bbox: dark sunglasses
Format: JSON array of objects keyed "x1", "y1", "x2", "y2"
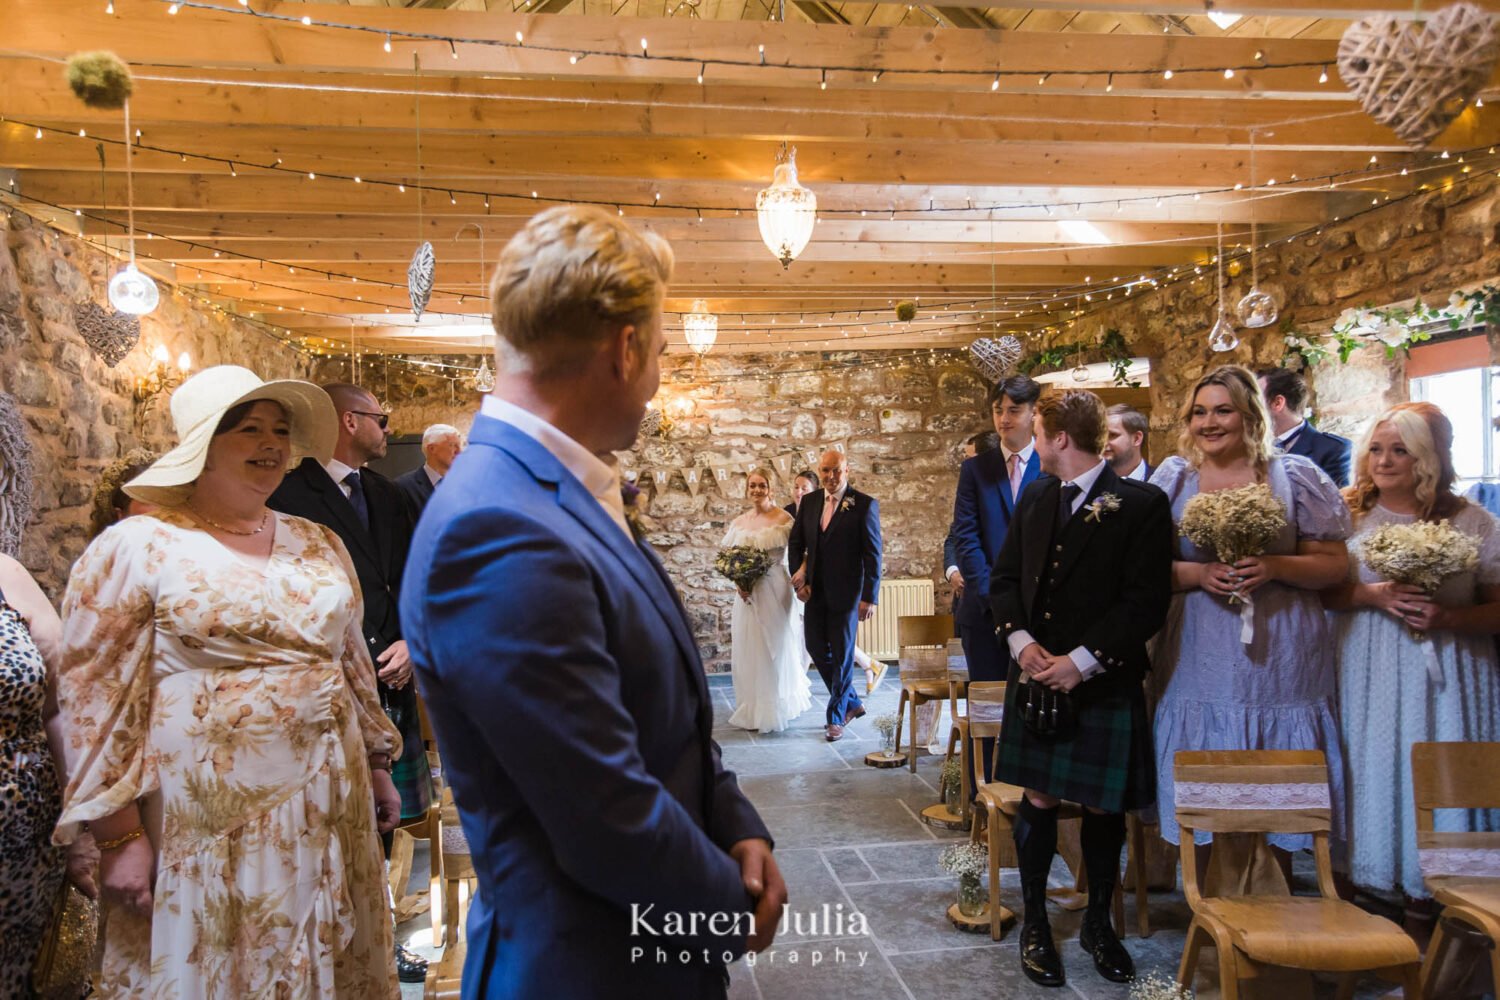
[{"x1": 350, "y1": 409, "x2": 390, "y2": 429}]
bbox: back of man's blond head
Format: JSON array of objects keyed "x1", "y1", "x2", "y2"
[{"x1": 489, "y1": 206, "x2": 674, "y2": 378}]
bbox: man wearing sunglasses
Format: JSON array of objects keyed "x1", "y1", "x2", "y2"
[{"x1": 269, "y1": 382, "x2": 433, "y2": 984}]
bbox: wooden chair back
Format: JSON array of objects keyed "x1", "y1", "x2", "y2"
[
  {"x1": 1412, "y1": 741, "x2": 1500, "y2": 885},
  {"x1": 964, "y1": 681, "x2": 1007, "y2": 739},
  {"x1": 1174, "y1": 750, "x2": 1336, "y2": 905},
  {"x1": 897, "y1": 614, "x2": 954, "y2": 649},
  {"x1": 898, "y1": 646, "x2": 948, "y2": 682}
]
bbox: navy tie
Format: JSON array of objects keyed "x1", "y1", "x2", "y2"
[
  {"x1": 343, "y1": 470, "x2": 369, "y2": 530},
  {"x1": 1054, "y1": 483, "x2": 1082, "y2": 539}
]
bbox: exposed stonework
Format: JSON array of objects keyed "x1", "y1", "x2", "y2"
[
  {"x1": 1, "y1": 210, "x2": 310, "y2": 599},
  {"x1": 1025, "y1": 172, "x2": 1500, "y2": 460}
]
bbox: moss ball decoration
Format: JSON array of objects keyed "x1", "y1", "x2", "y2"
[
  {"x1": 65, "y1": 52, "x2": 134, "y2": 110},
  {"x1": 895, "y1": 300, "x2": 918, "y2": 322}
]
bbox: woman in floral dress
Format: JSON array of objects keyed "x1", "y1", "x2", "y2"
[
  {"x1": 1324, "y1": 402, "x2": 1500, "y2": 928},
  {"x1": 54, "y1": 366, "x2": 401, "y2": 998}
]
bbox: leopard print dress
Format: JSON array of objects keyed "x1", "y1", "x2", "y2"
[{"x1": 0, "y1": 594, "x2": 63, "y2": 996}]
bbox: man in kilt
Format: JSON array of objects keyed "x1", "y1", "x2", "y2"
[{"x1": 989, "y1": 389, "x2": 1172, "y2": 988}]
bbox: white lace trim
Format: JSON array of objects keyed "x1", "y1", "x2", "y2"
[
  {"x1": 1175, "y1": 781, "x2": 1330, "y2": 811},
  {"x1": 1419, "y1": 847, "x2": 1500, "y2": 879},
  {"x1": 722, "y1": 521, "x2": 793, "y2": 550},
  {"x1": 441, "y1": 823, "x2": 472, "y2": 856},
  {"x1": 968, "y1": 703, "x2": 1005, "y2": 724}
]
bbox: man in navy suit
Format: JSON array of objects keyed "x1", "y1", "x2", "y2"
[
  {"x1": 402, "y1": 206, "x2": 783, "y2": 999},
  {"x1": 944, "y1": 431, "x2": 1000, "y2": 606},
  {"x1": 1258, "y1": 367, "x2": 1352, "y2": 486},
  {"x1": 1103, "y1": 404, "x2": 1153, "y2": 483},
  {"x1": 789, "y1": 450, "x2": 882, "y2": 742},
  {"x1": 394, "y1": 422, "x2": 463, "y2": 515},
  {"x1": 951, "y1": 376, "x2": 1045, "y2": 693}
]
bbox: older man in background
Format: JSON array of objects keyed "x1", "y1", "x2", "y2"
[{"x1": 396, "y1": 422, "x2": 464, "y2": 514}]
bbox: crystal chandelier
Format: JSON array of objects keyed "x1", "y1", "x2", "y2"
[
  {"x1": 471, "y1": 355, "x2": 495, "y2": 392},
  {"x1": 109, "y1": 98, "x2": 159, "y2": 315},
  {"x1": 756, "y1": 144, "x2": 817, "y2": 269},
  {"x1": 683, "y1": 300, "x2": 718, "y2": 356}
]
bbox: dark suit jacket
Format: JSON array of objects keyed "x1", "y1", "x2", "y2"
[
  {"x1": 787, "y1": 486, "x2": 881, "y2": 612},
  {"x1": 395, "y1": 464, "x2": 437, "y2": 515},
  {"x1": 1284, "y1": 423, "x2": 1352, "y2": 488},
  {"x1": 989, "y1": 466, "x2": 1173, "y2": 701},
  {"x1": 269, "y1": 459, "x2": 411, "y2": 659},
  {"x1": 401, "y1": 414, "x2": 767, "y2": 999},
  {"x1": 951, "y1": 449, "x2": 1045, "y2": 629}
]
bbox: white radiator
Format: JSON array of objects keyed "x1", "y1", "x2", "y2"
[{"x1": 856, "y1": 578, "x2": 935, "y2": 661}]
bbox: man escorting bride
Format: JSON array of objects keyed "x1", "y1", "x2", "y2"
[{"x1": 724, "y1": 469, "x2": 813, "y2": 732}]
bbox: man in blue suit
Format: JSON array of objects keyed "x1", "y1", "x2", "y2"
[
  {"x1": 1258, "y1": 367, "x2": 1352, "y2": 487},
  {"x1": 951, "y1": 376, "x2": 1045, "y2": 785},
  {"x1": 944, "y1": 431, "x2": 1000, "y2": 609},
  {"x1": 402, "y1": 206, "x2": 784, "y2": 999},
  {"x1": 1103, "y1": 404, "x2": 1153, "y2": 483},
  {"x1": 789, "y1": 450, "x2": 882, "y2": 742}
]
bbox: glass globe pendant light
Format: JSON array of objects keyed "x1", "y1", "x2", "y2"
[
  {"x1": 756, "y1": 144, "x2": 817, "y2": 269},
  {"x1": 1210, "y1": 219, "x2": 1239, "y2": 352},
  {"x1": 1235, "y1": 132, "x2": 1278, "y2": 329},
  {"x1": 108, "y1": 98, "x2": 159, "y2": 315}
]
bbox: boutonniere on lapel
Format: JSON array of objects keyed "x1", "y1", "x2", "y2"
[
  {"x1": 620, "y1": 482, "x2": 655, "y2": 541},
  {"x1": 839, "y1": 497, "x2": 855, "y2": 514},
  {"x1": 1083, "y1": 492, "x2": 1121, "y2": 523}
]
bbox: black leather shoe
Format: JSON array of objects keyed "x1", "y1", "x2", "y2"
[
  {"x1": 1019, "y1": 921, "x2": 1066, "y2": 988},
  {"x1": 1079, "y1": 913, "x2": 1134, "y2": 983},
  {"x1": 396, "y1": 943, "x2": 429, "y2": 984}
]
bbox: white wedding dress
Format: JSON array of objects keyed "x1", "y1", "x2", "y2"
[{"x1": 724, "y1": 520, "x2": 813, "y2": 733}]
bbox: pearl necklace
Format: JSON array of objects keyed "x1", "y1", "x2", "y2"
[{"x1": 189, "y1": 506, "x2": 270, "y2": 537}]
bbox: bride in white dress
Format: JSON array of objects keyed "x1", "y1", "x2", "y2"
[{"x1": 725, "y1": 469, "x2": 813, "y2": 733}]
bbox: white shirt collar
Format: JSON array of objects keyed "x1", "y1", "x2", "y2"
[
  {"x1": 1002, "y1": 441, "x2": 1035, "y2": 466},
  {"x1": 423, "y1": 464, "x2": 443, "y2": 487},
  {"x1": 324, "y1": 457, "x2": 358, "y2": 493},
  {"x1": 1121, "y1": 459, "x2": 1148, "y2": 481},
  {"x1": 481, "y1": 395, "x2": 632, "y2": 541},
  {"x1": 1061, "y1": 459, "x2": 1108, "y2": 513},
  {"x1": 1276, "y1": 420, "x2": 1306, "y2": 446},
  {"x1": 825, "y1": 482, "x2": 848, "y2": 506}
]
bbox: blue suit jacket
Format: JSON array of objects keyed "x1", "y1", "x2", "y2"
[
  {"x1": 402, "y1": 414, "x2": 769, "y2": 1000},
  {"x1": 951, "y1": 448, "x2": 1044, "y2": 629},
  {"x1": 787, "y1": 486, "x2": 882, "y2": 612},
  {"x1": 1285, "y1": 423, "x2": 1352, "y2": 488}
]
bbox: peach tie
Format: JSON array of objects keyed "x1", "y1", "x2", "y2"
[
  {"x1": 820, "y1": 493, "x2": 836, "y2": 531},
  {"x1": 1007, "y1": 453, "x2": 1020, "y2": 497}
]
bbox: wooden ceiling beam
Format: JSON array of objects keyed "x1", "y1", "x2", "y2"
[
  {"x1": 9, "y1": 0, "x2": 1369, "y2": 96},
  {"x1": 8, "y1": 131, "x2": 1397, "y2": 190},
  {"x1": 828, "y1": 0, "x2": 1500, "y2": 14},
  {"x1": 11, "y1": 60, "x2": 1455, "y2": 149}
]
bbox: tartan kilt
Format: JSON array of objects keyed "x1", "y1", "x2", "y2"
[
  {"x1": 384, "y1": 681, "x2": 434, "y2": 820},
  {"x1": 993, "y1": 664, "x2": 1155, "y2": 814}
]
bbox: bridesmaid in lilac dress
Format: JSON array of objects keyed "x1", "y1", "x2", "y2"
[{"x1": 1149, "y1": 365, "x2": 1352, "y2": 863}]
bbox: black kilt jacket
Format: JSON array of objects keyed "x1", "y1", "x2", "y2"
[{"x1": 988, "y1": 464, "x2": 1173, "y2": 812}]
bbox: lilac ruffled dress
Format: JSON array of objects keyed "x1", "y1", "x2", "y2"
[{"x1": 1148, "y1": 454, "x2": 1352, "y2": 851}]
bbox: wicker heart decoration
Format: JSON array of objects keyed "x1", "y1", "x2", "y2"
[
  {"x1": 73, "y1": 300, "x2": 140, "y2": 368},
  {"x1": 1338, "y1": 3, "x2": 1499, "y2": 148},
  {"x1": 968, "y1": 336, "x2": 1024, "y2": 382},
  {"x1": 408, "y1": 242, "x2": 436, "y2": 322}
]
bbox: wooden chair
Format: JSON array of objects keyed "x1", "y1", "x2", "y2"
[
  {"x1": 892, "y1": 614, "x2": 954, "y2": 773},
  {"x1": 1412, "y1": 741, "x2": 1500, "y2": 1000},
  {"x1": 433, "y1": 786, "x2": 479, "y2": 952},
  {"x1": 966, "y1": 679, "x2": 1144, "y2": 941},
  {"x1": 941, "y1": 638, "x2": 972, "y2": 823},
  {"x1": 1174, "y1": 750, "x2": 1421, "y2": 1000},
  {"x1": 390, "y1": 695, "x2": 441, "y2": 939}
]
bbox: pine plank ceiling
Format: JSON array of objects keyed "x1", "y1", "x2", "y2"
[{"x1": 3, "y1": 0, "x2": 1498, "y2": 353}]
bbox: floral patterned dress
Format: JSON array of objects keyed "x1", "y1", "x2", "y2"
[{"x1": 54, "y1": 509, "x2": 400, "y2": 999}]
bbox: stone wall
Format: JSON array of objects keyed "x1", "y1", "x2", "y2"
[
  {"x1": 341, "y1": 350, "x2": 992, "y2": 672},
  {"x1": 0, "y1": 209, "x2": 309, "y2": 599},
  {"x1": 1028, "y1": 171, "x2": 1500, "y2": 460}
]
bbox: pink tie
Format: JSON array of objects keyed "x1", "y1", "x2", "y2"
[
  {"x1": 1007, "y1": 453, "x2": 1021, "y2": 496},
  {"x1": 821, "y1": 494, "x2": 836, "y2": 531}
]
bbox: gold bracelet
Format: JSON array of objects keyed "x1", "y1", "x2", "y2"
[{"x1": 96, "y1": 826, "x2": 146, "y2": 852}]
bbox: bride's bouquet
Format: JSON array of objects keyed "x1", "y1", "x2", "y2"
[
  {"x1": 1178, "y1": 482, "x2": 1288, "y2": 643},
  {"x1": 715, "y1": 545, "x2": 775, "y2": 602},
  {"x1": 1359, "y1": 519, "x2": 1479, "y2": 642}
]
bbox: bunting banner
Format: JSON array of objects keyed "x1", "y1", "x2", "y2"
[
  {"x1": 681, "y1": 466, "x2": 703, "y2": 497},
  {"x1": 770, "y1": 454, "x2": 793, "y2": 480},
  {"x1": 630, "y1": 442, "x2": 848, "y2": 499}
]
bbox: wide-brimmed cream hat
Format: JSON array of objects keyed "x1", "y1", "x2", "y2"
[{"x1": 124, "y1": 365, "x2": 337, "y2": 506}]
